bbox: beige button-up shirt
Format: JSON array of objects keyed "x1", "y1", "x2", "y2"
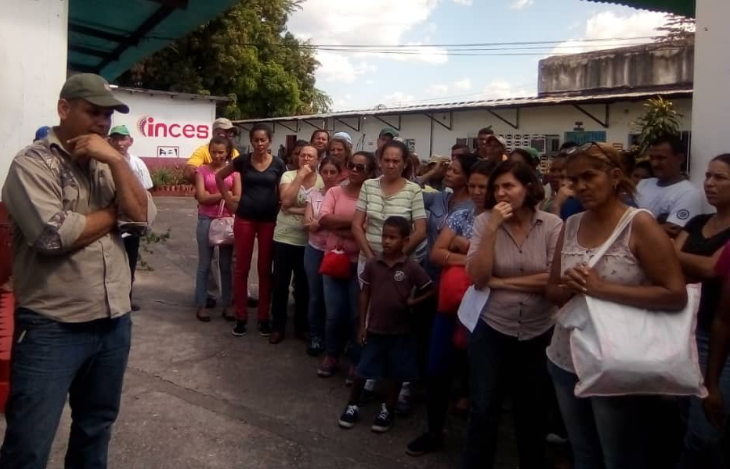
[
  {"x1": 1, "y1": 130, "x2": 157, "y2": 322},
  {"x1": 466, "y1": 209, "x2": 562, "y2": 340}
]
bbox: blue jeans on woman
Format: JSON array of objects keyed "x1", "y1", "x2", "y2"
[
  {"x1": 548, "y1": 360, "x2": 653, "y2": 469},
  {"x1": 0, "y1": 308, "x2": 131, "y2": 469},
  {"x1": 195, "y1": 215, "x2": 233, "y2": 308},
  {"x1": 676, "y1": 329, "x2": 730, "y2": 469},
  {"x1": 322, "y1": 262, "x2": 360, "y2": 364},
  {"x1": 304, "y1": 245, "x2": 326, "y2": 342}
]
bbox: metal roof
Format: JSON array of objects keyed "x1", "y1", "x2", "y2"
[
  {"x1": 233, "y1": 88, "x2": 693, "y2": 124},
  {"x1": 68, "y1": 0, "x2": 239, "y2": 81},
  {"x1": 112, "y1": 85, "x2": 231, "y2": 103},
  {"x1": 586, "y1": 0, "x2": 695, "y2": 17}
]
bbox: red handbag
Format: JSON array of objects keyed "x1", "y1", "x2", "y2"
[
  {"x1": 319, "y1": 249, "x2": 351, "y2": 279},
  {"x1": 437, "y1": 265, "x2": 471, "y2": 314}
]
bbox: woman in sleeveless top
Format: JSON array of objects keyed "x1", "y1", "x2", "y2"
[
  {"x1": 194, "y1": 137, "x2": 241, "y2": 322},
  {"x1": 545, "y1": 143, "x2": 687, "y2": 469}
]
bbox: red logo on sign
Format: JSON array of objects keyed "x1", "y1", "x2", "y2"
[{"x1": 137, "y1": 116, "x2": 210, "y2": 139}]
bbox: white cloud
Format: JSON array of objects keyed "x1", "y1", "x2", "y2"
[
  {"x1": 288, "y1": 0, "x2": 447, "y2": 83},
  {"x1": 382, "y1": 91, "x2": 417, "y2": 107},
  {"x1": 480, "y1": 79, "x2": 533, "y2": 100},
  {"x1": 510, "y1": 0, "x2": 534, "y2": 10},
  {"x1": 315, "y1": 52, "x2": 376, "y2": 83},
  {"x1": 317, "y1": 51, "x2": 378, "y2": 83},
  {"x1": 426, "y1": 84, "x2": 450, "y2": 96},
  {"x1": 454, "y1": 78, "x2": 472, "y2": 91},
  {"x1": 550, "y1": 10, "x2": 670, "y2": 55},
  {"x1": 451, "y1": 0, "x2": 473, "y2": 5}
]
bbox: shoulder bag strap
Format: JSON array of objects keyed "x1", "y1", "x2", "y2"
[{"x1": 586, "y1": 208, "x2": 649, "y2": 268}]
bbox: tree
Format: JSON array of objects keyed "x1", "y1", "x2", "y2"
[
  {"x1": 656, "y1": 14, "x2": 695, "y2": 43},
  {"x1": 632, "y1": 97, "x2": 683, "y2": 155},
  {"x1": 117, "y1": 0, "x2": 330, "y2": 119}
]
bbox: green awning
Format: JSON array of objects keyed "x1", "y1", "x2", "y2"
[
  {"x1": 68, "y1": 0, "x2": 239, "y2": 81},
  {"x1": 587, "y1": 0, "x2": 695, "y2": 17}
]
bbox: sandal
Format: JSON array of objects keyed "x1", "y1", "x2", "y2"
[
  {"x1": 221, "y1": 309, "x2": 236, "y2": 322},
  {"x1": 196, "y1": 308, "x2": 211, "y2": 322}
]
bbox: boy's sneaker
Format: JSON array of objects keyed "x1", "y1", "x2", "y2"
[
  {"x1": 371, "y1": 404, "x2": 393, "y2": 433},
  {"x1": 406, "y1": 432, "x2": 444, "y2": 457},
  {"x1": 307, "y1": 337, "x2": 324, "y2": 357},
  {"x1": 317, "y1": 356, "x2": 339, "y2": 377},
  {"x1": 257, "y1": 321, "x2": 272, "y2": 337},
  {"x1": 338, "y1": 404, "x2": 359, "y2": 429},
  {"x1": 232, "y1": 320, "x2": 247, "y2": 337},
  {"x1": 396, "y1": 382, "x2": 412, "y2": 416}
]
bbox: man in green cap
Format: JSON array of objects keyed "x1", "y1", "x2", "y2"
[
  {"x1": 376, "y1": 126, "x2": 399, "y2": 158},
  {"x1": 0, "y1": 73, "x2": 157, "y2": 468},
  {"x1": 109, "y1": 124, "x2": 153, "y2": 312}
]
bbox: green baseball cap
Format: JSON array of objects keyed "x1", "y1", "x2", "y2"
[
  {"x1": 109, "y1": 125, "x2": 131, "y2": 136},
  {"x1": 379, "y1": 126, "x2": 399, "y2": 138},
  {"x1": 60, "y1": 73, "x2": 129, "y2": 114}
]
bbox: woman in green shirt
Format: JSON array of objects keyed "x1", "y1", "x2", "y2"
[{"x1": 270, "y1": 144, "x2": 324, "y2": 344}]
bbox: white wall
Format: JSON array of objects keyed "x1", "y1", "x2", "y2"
[
  {"x1": 0, "y1": 0, "x2": 68, "y2": 191},
  {"x1": 690, "y1": 0, "x2": 730, "y2": 193},
  {"x1": 111, "y1": 90, "x2": 218, "y2": 160},
  {"x1": 255, "y1": 98, "x2": 693, "y2": 162}
]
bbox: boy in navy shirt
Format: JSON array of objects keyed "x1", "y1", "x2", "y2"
[{"x1": 338, "y1": 216, "x2": 434, "y2": 433}]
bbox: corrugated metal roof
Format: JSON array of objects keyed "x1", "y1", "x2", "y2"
[
  {"x1": 112, "y1": 85, "x2": 231, "y2": 103},
  {"x1": 586, "y1": 0, "x2": 695, "y2": 17},
  {"x1": 233, "y1": 88, "x2": 693, "y2": 124},
  {"x1": 68, "y1": 0, "x2": 240, "y2": 80}
]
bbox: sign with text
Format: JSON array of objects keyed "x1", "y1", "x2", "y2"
[{"x1": 111, "y1": 90, "x2": 217, "y2": 159}]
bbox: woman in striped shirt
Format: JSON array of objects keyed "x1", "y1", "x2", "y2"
[{"x1": 352, "y1": 140, "x2": 427, "y2": 265}]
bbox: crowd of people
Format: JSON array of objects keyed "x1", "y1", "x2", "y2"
[
  {"x1": 1, "y1": 72, "x2": 729, "y2": 469},
  {"x1": 186, "y1": 115, "x2": 730, "y2": 468}
]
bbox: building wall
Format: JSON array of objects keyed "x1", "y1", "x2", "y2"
[
  {"x1": 538, "y1": 43, "x2": 694, "y2": 96},
  {"x1": 0, "y1": 0, "x2": 68, "y2": 191},
  {"x1": 251, "y1": 98, "x2": 693, "y2": 163},
  {"x1": 110, "y1": 90, "x2": 217, "y2": 164}
]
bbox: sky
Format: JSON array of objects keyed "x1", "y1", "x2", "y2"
[{"x1": 286, "y1": 0, "x2": 673, "y2": 111}]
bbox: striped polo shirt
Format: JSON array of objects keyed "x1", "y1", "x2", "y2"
[{"x1": 356, "y1": 177, "x2": 427, "y2": 255}]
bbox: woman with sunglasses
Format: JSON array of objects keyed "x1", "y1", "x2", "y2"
[
  {"x1": 545, "y1": 143, "x2": 686, "y2": 469},
  {"x1": 317, "y1": 152, "x2": 378, "y2": 380}
]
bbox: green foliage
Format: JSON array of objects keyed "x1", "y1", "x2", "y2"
[
  {"x1": 150, "y1": 166, "x2": 186, "y2": 187},
  {"x1": 117, "y1": 0, "x2": 330, "y2": 118},
  {"x1": 632, "y1": 97, "x2": 683, "y2": 155},
  {"x1": 138, "y1": 228, "x2": 171, "y2": 272}
]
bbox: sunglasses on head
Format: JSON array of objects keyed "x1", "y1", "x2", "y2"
[
  {"x1": 347, "y1": 162, "x2": 369, "y2": 173},
  {"x1": 567, "y1": 141, "x2": 616, "y2": 166}
]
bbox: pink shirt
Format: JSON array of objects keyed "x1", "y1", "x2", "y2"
[
  {"x1": 197, "y1": 165, "x2": 234, "y2": 218},
  {"x1": 307, "y1": 189, "x2": 329, "y2": 250},
  {"x1": 320, "y1": 186, "x2": 360, "y2": 262}
]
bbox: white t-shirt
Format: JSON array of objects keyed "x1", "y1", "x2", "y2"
[
  {"x1": 636, "y1": 178, "x2": 703, "y2": 227},
  {"x1": 127, "y1": 153, "x2": 153, "y2": 190}
]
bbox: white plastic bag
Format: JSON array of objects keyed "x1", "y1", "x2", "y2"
[
  {"x1": 457, "y1": 286, "x2": 490, "y2": 333},
  {"x1": 558, "y1": 208, "x2": 707, "y2": 398}
]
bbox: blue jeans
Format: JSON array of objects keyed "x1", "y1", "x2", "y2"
[
  {"x1": 304, "y1": 245, "x2": 326, "y2": 341},
  {"x1": 677, "y1": 329, "x2": 730, "y2": 469},
  {"x1": 322, "y1": 262, "x2": 360, "y2": 363},
  {"x1": 195, "y1": 215, "x2": 233, "y2": 308},
  {"x1": 548, "y1": 360, "x2": 651, "y2": 469},
  {"x1": 0, "y1": 308, "x2": 132, "y2": 469}
]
